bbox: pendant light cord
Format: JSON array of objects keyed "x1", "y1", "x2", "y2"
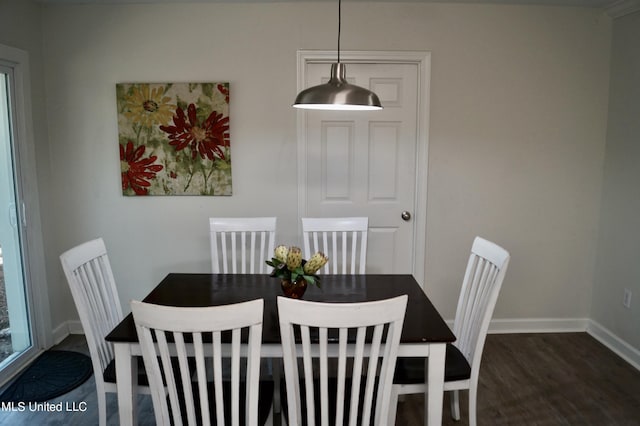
[{"x1": 337, "y1": 0, "x2": 341, "y2": 63}]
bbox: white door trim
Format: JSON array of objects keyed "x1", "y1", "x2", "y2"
[{"x1": 296, "y1": 50, "x2": 431, "y2": 287}]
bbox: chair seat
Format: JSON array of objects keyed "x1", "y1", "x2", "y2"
[
  {"x1": 281, "y1": 377, "x2": 378, "y2": 426},
  {"x1": 394, "y1": 343, "x2": 471, "y2": 384},
  {"x1": 174, "y1": 380, "x2": 274, "y2": 425},
  {"x1": 103, "y1": 356, "x2": 197, "y2": 387},
  {"x1": 103, "y1": 356, "x2": 150, "y2": 386}
]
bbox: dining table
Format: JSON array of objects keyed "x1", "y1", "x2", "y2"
[{"x1": 105, "y1": 273, "x2": 455, "y2": 426}]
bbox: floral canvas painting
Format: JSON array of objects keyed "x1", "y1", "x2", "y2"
[{"x1": 116, "y1": 82, "x2": 231, "y2": 196}]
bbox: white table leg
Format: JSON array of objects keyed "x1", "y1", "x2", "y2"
[
  {"x1": 427, "y1": 343, "x2": 446, "y2": 426},
  {"x1": 115, "y1": 342, "x2": 137, "y2": 426}
]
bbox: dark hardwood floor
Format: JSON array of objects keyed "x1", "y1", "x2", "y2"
[
  {"x1": 397, "y1": 333, "x2": 640, "y2": 425},
  {"x1": 0, "y1": 332, "x2": 638, "y2": 425}
]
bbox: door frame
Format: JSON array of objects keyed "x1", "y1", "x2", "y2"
[
  {"x1": 0, "y1": 43, "x2": 51, "y2": 384},
  {"x1": 296, "y1": 50, "x2": 431, "y2": 287}
]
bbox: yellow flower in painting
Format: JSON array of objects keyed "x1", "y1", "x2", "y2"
[{"x1": 124, "y1": 85, "x2": 175, "y2": 128}]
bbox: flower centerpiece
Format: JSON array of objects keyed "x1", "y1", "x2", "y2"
[{"x1": 266, "y1": 245, "x2": 328, "y2": 298}]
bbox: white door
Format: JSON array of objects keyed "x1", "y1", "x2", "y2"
[
  {"x1": 298, "y1": 52, "x2": 429, "y2": 282},
  {"x1": 0, "y1": 44, "x2": 49, "y2": 385},
  {"x1": 0, "y1": 63, "x2": 35, "y2": 379}
]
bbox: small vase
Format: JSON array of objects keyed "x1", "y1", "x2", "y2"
[{"x1": 281, "y1": 277, "x2": 308, "y2": 299}]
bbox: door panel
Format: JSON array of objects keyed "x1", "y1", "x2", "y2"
[
  {"x1": 0, "y1": 65, "x2": 34, "y2": 377},
  {"x1": 304, "y1": 62, "x2": 418, "y2": 274},
  {"x1": 321, "y1": 121, "x2": 353, "y2": 201}
]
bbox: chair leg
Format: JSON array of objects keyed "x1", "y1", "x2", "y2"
[
  {"x1": 469, "y1": 386, "x2": 478, "y2": 426},
  {"x1": 97, "y1": 390, "x2": 107, "y2": 426},
  {"x1": 272, "y1": 358, "x2": 281, "y2": 413},
  {"x1": 265, "y1": 405, "x2": 274, "y2": 426},
  {"x1": 388, "y1": 386, "x2": 400, "y2": 425},
  {"x1": 450, "y1": 390, "x2": 461, "y2": 421}
]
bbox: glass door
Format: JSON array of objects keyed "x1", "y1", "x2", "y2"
[{"x1": 0, "y1": 66, "x2": 33, "y2": 373}]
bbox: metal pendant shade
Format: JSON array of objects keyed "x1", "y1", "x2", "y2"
[
  {"x1": 293, "y1": 63, "x2": 382, "y2": 110},
  {"x1": 293, "y1": 0, "x2": 382, "y2": 111}
]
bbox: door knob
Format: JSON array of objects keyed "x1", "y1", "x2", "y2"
[{"x1": 401, "y1": 211, "x2": 411, "y2": 221}]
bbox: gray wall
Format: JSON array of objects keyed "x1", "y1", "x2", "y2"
[
  {"x1": 0, "y1": 0, "x2": 49, "y2": 209},
  {"x1": 591, "y1": 11, "x2": 640, "y2": 350}
]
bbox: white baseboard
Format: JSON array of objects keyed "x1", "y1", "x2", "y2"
[
  {"x1": 487, "y1": 318, "x2": 591, "y2": 334},
  {"x1": 445, "y1": 317, "x2": 590, "y2": 334},
  {"x1": 67, "y1": 320, "x2": 84, "y2": 334},
  {"x1": 586, "y1": 320, "x2": 640, "y2": 371},
  {"x1": 51, "y1": 323, "x2": 69, "y2": 346},
  {"x1": 51, "y1": 320, "x2": 83, "y2": 346}
]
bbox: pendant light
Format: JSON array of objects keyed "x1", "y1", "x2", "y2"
[{"x1": 293, "y1": 0, "x2": 382, "y2": 111}]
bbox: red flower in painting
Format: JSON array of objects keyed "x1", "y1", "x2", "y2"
[
  {"x1": 159, "y1": 103, "x2": 229, "y2": 161},
  {"x1": 120, "y1": 141, "x2": 163, "y2": 195},
  {"x1": 218, "y1": 84, "x2": 229, "y2": 104}
]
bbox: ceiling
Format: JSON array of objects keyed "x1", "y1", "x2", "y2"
[{"x1": 35, "y1": 0, "x2": 640, "y2": 18}]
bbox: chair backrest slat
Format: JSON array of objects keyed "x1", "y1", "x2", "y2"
[
  {"x1": 212, "y1": 331, "x2": 224, "y2": 426},
  {"x1": 210, "y1": 217, "x2": 277, "y2": 274},
  {"x1": 278, "y1": 294, "x2": 407, "y2": 426},
  {"x1": 301, "y1": 217, "x2": 369, "y2": 275},
  {"x1": 131, "y1": 299, "x2": 265, "y2": 426}
]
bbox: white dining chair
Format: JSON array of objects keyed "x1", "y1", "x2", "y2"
[
  {"x1": 131, "y1": 298, "x2": 273, "y2": 426},
  {"x1": 301, "y1": 217, "x2": 368, "y2": 274},
  {"x1": 389, "y1": 236, "x2": 510, "y2": 426},
  {"x1": 278, "y1": 294, "x2": 407, "y2": 426},
  {"x1": 60, "y1": 238, "x2": 153, "y2": 426},
  {"x1": 209, "y1": 217, "x2": 277, "y2": 274}
]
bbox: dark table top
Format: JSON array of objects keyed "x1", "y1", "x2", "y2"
[{"x1": 106, "y1": 273, "x2": 455, "y2": 345}]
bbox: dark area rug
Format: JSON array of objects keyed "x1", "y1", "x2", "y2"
[{"x1": 0, "y1": 350, "x2": 92, "y2": 403}]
